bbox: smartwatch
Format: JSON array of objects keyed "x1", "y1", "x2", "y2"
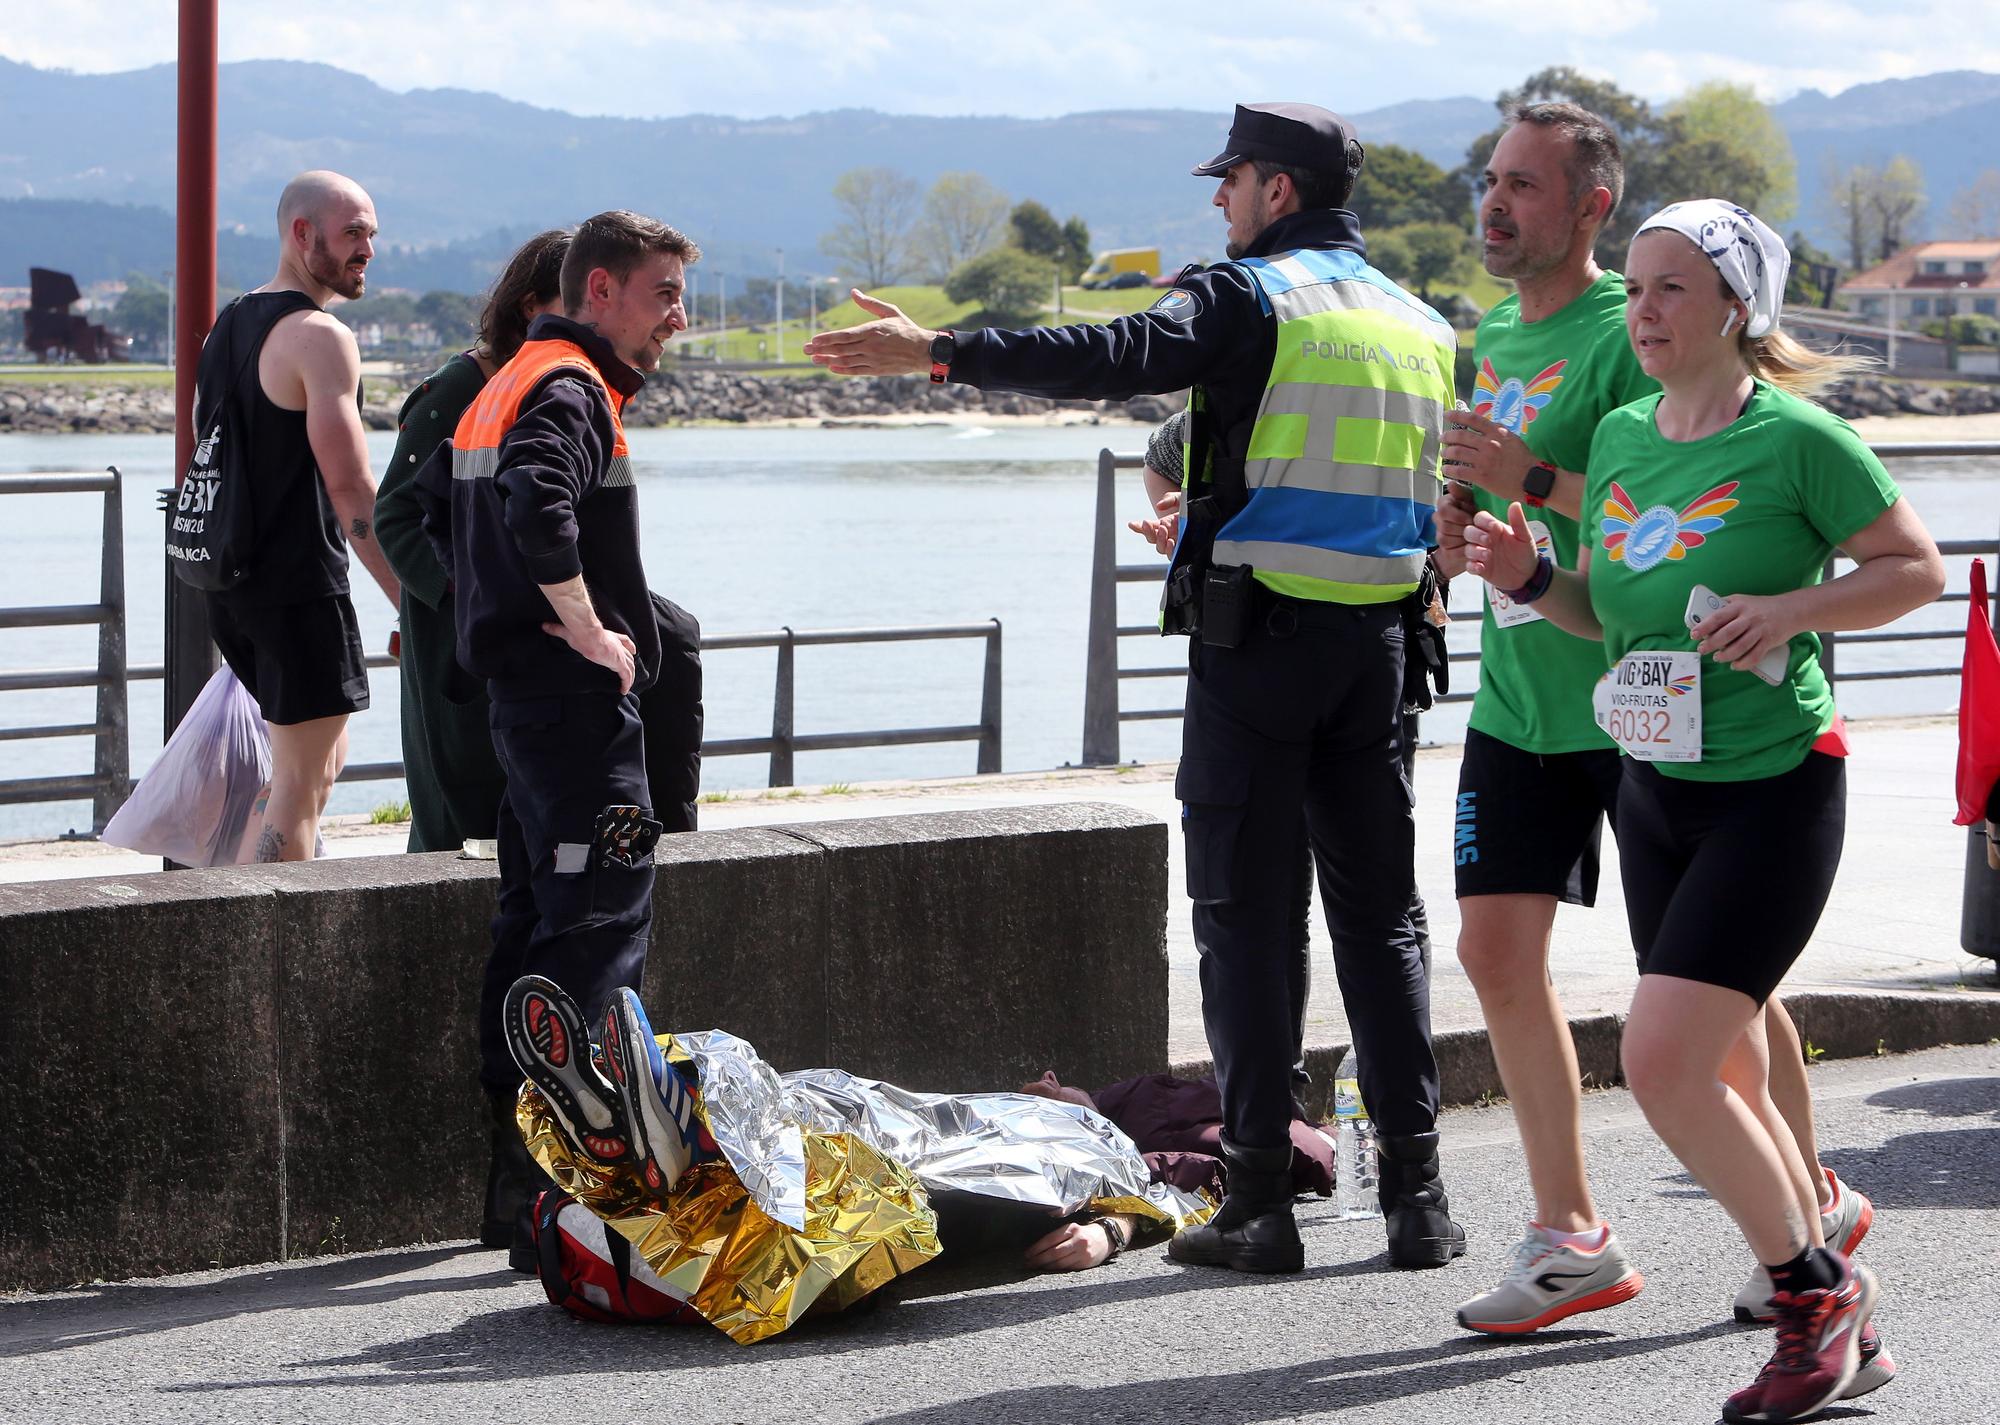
[
  {"x1": 929, "y1": 330, "x2": 956, "y2": 384},
  {"x1": 1521, "y1": 461, "x2": 1557, "y2": 508}
]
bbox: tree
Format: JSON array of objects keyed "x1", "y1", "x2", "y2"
[
  {"x1": 1667, "y1": 83, "x2": 1797, "y2": 224},
  {"x1": 1350, "y1": 144, "x2": 1467, "y2": 231},
  {"x1": 1826, "y1": 157, "x2": 1927, "y2": 266},
  {"x1": 944, "y1": 247, "x2": 1058, "y2": 322},
  {"x1": 1947, "y1": 170, "x2": 2000, "y2": 237},
  {"x1": 1371, "y1": 222, "x2": 1472, "y2": 302},
  {"x1": 822, "y1": 167, "x2": 921, "y2": 287},
  {"x1": 112, "y1": 272, "x2": 170, "y2": 354},
  {"x1": 1785, "y1": 231, "x2": 1841, "y2": 307},
  {"x1": 1866, "y1": 156, "x2": 1925, "y2": 262},
  {"x1": 914, "y1": 172, "x2": 1010, "y2": 281},
  {"x1": 1059, "y1": 216, "x2": 1093, "y2": 283},
  {"x1": 1008, "y1": 199, "x2": 1065, "y2": 261},
  {"x1": 416, "y1": 289, "x2": 479, "y2": 345}
]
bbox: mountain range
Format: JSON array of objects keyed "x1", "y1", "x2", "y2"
[{"x1": 1, "y1": 56, "x2": 1996, "y2": 293}]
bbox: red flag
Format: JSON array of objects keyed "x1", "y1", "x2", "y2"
[{"x1": 1955, "y1": 558, "x2": 2000, "y2": 825}]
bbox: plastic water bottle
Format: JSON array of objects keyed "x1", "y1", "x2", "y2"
[{"x1": 1333, "y1": 1046, "x2": 1381, "y2": 1220}]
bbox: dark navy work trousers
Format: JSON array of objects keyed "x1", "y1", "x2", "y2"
[
  {"x1": 477, "y1": 688, "x2": 653, "y2": 1092},
  {"x1": 1177, "y1": 597, "x2": 1439, "y2": 1156}
]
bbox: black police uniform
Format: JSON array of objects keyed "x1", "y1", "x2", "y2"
[{"x1": 945, "y1": 109, "x2": 1456, "y2": 1268}]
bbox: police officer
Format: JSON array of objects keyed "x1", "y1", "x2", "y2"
[
  {"x1": 415, "y1": 209, "x2": 696, "y2": 1266},
  {"x1": 806, "y1": 103, "x2": 1465, "y2": 1273}
]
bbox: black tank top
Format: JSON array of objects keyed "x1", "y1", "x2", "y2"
[{"x1": 196, "y1": 290, "x2": 351, "y2": 601}]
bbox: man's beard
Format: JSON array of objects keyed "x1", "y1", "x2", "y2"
[
  {"x1": 308, "y1": 233, "x2": 366, "y2": 299},
  {"x1": 1224, "y1": 190, "x2": 1270, "y2": 261}
]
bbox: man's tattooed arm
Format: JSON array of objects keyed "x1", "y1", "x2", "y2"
[{"x1": 351, "y1": 517, "x2": 371, "y2": 541}]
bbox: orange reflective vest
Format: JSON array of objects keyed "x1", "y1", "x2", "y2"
[{"x1": 449, "y1": 336, "x2": 634, "y2": 488}]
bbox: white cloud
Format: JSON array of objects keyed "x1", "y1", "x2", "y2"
[{"x1": 0, "y1": 0, "x2": 1991, "y2": 120}]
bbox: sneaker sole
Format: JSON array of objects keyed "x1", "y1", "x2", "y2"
[
  {"x1": 1458, "y1": 1270, "x2": 1646, "y2": 1335},
  {"x1": 1841, "y1": 1345, "x2": 1897, "y2": 1400},
  {"x1": 603, "y1": 990, "x2": 693, "y2": 1196},
  {"x1": 503, "y1": 976, "x2": 631, "y2": 1165}
]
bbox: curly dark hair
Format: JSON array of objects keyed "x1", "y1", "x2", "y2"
[{"x1": 476, "y1": 229, "x2": 571, "y2": 364}]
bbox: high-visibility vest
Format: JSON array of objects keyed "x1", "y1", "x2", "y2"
[
  {"x1": 1197, "y1": 247, "x2": 1455, "y2": 605},
  {"x1": 450, "y1": 336, "x2": 634, "y2": 488}
]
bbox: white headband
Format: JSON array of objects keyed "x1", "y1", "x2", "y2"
[{"x1": 1636, "y1": 199, "x2": 1791, "y2": 339}]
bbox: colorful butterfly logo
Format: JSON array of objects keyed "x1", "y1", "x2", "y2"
[
  {"x1": 1666, "y1": 673, "x2": 1697, "y2": 698},
  {"x1": 1600, "y1": 480, "x2": 1740, "y2": 573},
  {"x1": 1472, "y1": 358, "x2": 1567, "y2": 434}
]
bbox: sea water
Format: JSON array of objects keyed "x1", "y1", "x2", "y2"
[{"x1": 0, "y1": 425, "x2": 1991, "y2": 840}]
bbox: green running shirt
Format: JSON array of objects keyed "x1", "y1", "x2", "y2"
[
  {"x1": 1466, "y1": 273, "x2": 1657, "y2": 753},
  {"x1": 1582, "y1": 382, "x2": 1901, "y2": 782}
]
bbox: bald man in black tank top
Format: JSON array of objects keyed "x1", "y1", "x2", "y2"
[{"x1": 196, "y1": 170, "x2": 402, "y2": 861}]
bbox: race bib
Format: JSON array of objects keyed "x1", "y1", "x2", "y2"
[
  {"x1": 1486, "y1": 520, "x2": 1553, "y2": 628},
  {"x1": 1593, "y1": 651, "x2": 1702, "y2": 762}
]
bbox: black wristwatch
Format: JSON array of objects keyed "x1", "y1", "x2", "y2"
[
  {"x1": 1522, "y1": 461, "x2": 1557, "y2": 508},
  {"x1": 929, "y1": 330, "x2": 956, "y2": 384},
  {"x1": 1094, "y1": 1215, "x2": 1128, "y2": 1258}
]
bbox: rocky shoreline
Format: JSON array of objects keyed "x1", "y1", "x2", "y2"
[
  {"x1": 0, "y1": 366, "x2": 1180, "y2": 435},
  {"x1": 0, "y1": 364, "x2": 1992, "y2": 435}
]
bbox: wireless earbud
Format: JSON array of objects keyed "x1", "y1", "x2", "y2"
[{"x1": 1720, "y1": 308, "x2": 1742, "y2": 337}]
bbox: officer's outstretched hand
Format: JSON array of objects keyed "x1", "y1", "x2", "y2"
[
  {"x1": 802, "y1": 290, "x2": 936, "y2": 376},
  {"x1": 1463, "y1": 501, "x2": 1540, "y2": 590},
  {"x1": 543, "y1": 621, "x2": 637, "y2": 696}
]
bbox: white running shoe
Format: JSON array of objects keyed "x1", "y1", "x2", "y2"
[
  {"x1": 1456, "y1": 1224, "x2": 1645, "y2": 1335},
  {"x1": 1733, "y1": 1172, "x2": 1876, "y2": 1324}
]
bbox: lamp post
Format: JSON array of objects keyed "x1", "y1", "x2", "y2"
[
  {"x1": 167, "y1": 0, "x2": 220, "y2": 743},
  {"x1": 775, "y1": 247, "x2": 785, "y2": 364}
]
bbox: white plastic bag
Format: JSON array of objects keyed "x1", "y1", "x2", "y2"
[{"x1": 103, "y1": 666, "x2": 272, "y2": 866}]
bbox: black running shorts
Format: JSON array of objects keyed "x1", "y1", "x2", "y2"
[
  {"x1": 1452, "y1": 728, "x2": 1625, "y2": 905},
  {"x1": 1616, "y1": 751, "x2": 1846, "y2": 1005},
  {"x1": 209, "y1": 590, "x2": 371, "y2": 726}
]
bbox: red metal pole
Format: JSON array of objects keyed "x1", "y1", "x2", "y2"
[
  {"x1": 165, "y1": 0, "x2": 220, "y2": 756},
  {"x1": 173, "y1": 0, "x2": 218, "y2": 479}
]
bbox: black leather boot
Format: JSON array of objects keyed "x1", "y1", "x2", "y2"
[
  {"x1": 1377, "y1": 1131, "x2": 1467, "y2": 1269},
  {"x1": 483, "y1": 1089, "x2": 552, "y2": 1272},
  {"x1": 1168, "y1": 1141, "x2": 1303, "y2": 1274}
]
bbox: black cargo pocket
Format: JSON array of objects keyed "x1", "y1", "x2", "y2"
[{"x1": 1175, "y1": 757, "x2": 1250, "y2": 905}]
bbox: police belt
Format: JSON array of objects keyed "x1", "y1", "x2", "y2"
[{"x1": 1251, "y1": 583, "x2": 1398, "y2": 632}]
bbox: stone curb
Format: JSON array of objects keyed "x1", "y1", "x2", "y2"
[{"x1": 1169, "y1": 989, "x2": 2000, "y2": 1120}]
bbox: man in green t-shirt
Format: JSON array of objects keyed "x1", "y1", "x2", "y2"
[{"x1": 1432, "y1": 102, "x2": 1655, "y2": 1333}]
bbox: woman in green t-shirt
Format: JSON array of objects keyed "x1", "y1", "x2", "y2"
[{"x1": 1459, "y1": 199, "x2": 1943, "y2": 1424}]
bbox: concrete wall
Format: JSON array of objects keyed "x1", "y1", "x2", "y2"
[{"x1": 0, "y1": 803, "x2": 1168, "y2": 1291}]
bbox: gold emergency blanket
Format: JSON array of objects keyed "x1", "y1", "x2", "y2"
[{"x1": 523, "y1": 1028, "x2": 1212, "y2": 1344}]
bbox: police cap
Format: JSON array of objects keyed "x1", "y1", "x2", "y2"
[{"x1": 1191, "y1": 102, "x2": 1365, "y2": 184}]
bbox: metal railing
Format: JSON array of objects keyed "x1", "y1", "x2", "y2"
[
  {"x1": 0, "y1": 469, "x2": 1005, "y2": 825},
  {"x1": 1082, "y1": 441, "x2": 2000, "y2": 766},
  {"x1": 0, "y1": 469, "x2": 128, "y2": 833}
]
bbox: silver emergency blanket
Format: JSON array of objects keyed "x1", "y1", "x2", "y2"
[{"x1": 673, "y1": 1029, "x2": 1210, "y2": 1233}]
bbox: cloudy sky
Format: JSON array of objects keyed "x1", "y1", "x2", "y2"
[{"x1": 6, "y1": 0, "x2": 1993, "y2": 117}]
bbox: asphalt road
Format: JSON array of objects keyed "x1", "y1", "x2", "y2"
[{"x1": 3, "y1": 1043, "x2": 1995, "y2": 1425}]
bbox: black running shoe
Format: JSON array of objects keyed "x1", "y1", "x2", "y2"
[
  {"x1": 601, "y1": 988, "x2": 697, "y2": 1197},
  {"x1": 502, "y1": 975, "x2": 633, "y2": 1166}
]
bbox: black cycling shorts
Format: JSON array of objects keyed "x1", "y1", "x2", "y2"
[
  {"x1": 1617, "y1": 752, "x2": 1846, "y2": 1005},
  {"x1": 209, "y1": 590, "x2": 370, "y2": 726},
  {"x1": 1452, "y1": 728, "x2": 1624, "y2": 905}
]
